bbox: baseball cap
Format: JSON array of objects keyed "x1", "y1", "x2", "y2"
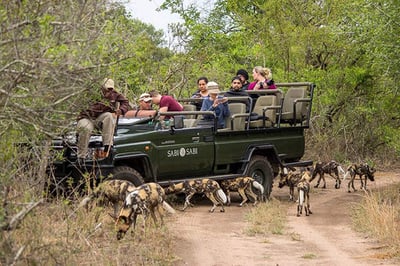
[{"x1": 139, "y1": 93, "x2": 152, "y2": 102}]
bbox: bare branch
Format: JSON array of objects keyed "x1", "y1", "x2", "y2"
[{"x1": 1, "y1": 199, "x2": 44, "y2": 231}]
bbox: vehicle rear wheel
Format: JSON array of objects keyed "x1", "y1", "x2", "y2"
[
  {"x1": 245, "y1": 155, "x2": 274, "y2": 200},
  {"x1": 111, "y1": 166, "x2": 145, "y2": 186}
]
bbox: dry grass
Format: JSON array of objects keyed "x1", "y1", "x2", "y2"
[
  {"x1": 1, "y1": 198, "x2": 178, "y2": 265},
  {"x1": 351, "y1": 184, "x2": 400, "y2": 259},
  {"x1": 244, "y1": 198, "x2": 287, "y2": 236}
]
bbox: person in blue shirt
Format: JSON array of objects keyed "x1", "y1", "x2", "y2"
[{"x1": 200, "y1": 81, "x2": 230, "y2": 129}]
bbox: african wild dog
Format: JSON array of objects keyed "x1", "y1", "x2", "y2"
[
  {"x1": 278, "y1": 168, "x2": 303, "y2": 201},
  {"x1": 79, "y1": 179, "x2": 136, "y2": 217},
  {"x1": 297, "y1": 179, "x2": 312, "y2": 217},
  {"x1": 278, "y1": 167, "x2": 313, "y2": 201},
  {"x1": 115, "y1": 182, "x2": 175, "y2": 240},
  {"x1": 311, "y1": 160, "x2": 345, "y2": 189},
  {"x1": 165, "y1": 178, "x2": 227, "y2": 212},
  {"x1": 346, "y1": 163, "x2": 376, "y2": 193},
  {"x1": 220, "y1": 177, "x2": 265, "y2": 206}
]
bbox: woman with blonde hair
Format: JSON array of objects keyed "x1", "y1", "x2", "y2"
[{"x1": 247, "y1": 66, "x2": 277, "y2": 90}]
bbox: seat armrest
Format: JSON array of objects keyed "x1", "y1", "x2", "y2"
[{"x1": 230, "y1": 113, "x2": 251, "y2": 130}]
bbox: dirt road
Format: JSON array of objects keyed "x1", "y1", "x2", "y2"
[{"x1": 168, "y1": 171, "x2": 400, "y2": 266}]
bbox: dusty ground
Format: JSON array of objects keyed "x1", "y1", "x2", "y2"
[{"x1": 167, "y1": 171, "x2": 400, "y2": 266}]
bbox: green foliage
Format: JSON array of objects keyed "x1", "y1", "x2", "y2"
[{"x1": 159, "y1": 0, "x2": 400, "y2": 162}]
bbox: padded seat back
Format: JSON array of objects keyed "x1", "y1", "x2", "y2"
[
  {"x1": 182, "y1": 104, "x2": 197, "y2": 119},
  {"x1": 281, "y1": 86, "x2": 308, "y2": 123},
  {"x1": 249, "y1": 95, "x2": 277, "y2": 128}
]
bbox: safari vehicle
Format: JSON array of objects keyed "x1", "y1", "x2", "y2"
[{"x1": 48, "y1": 82, "x2": 315, "y2": 198}]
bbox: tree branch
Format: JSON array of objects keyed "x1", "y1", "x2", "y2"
[{"x1": 1, "y1": 199, "x2": 44, "y2": 231}]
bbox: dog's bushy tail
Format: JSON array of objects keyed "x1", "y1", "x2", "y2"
[
  {"x1": 252, "y1": 180, "x2": 265, "y2": 201},
  {"x1": 215, "y1": 189, "x2": 227, "y2": 204},
  {"x1": 78, "y1": 195, "x2": 93, "y2": 209},
  {"x1": 342, "y1": 168, "x2": 351, "y2": 181},
  {"x1": 162, "y1": 201, "x2": 176, "y2": 214},
  {"x1": 298, "y1": 189, "x2": 305, "y2": 205},
  {"x1": 338, "y1": 165, "x2": 346, "y2": 178}
]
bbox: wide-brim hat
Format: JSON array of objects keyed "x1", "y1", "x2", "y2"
[
  {"x1": 208, "y1": 88, "x2": 221, "y2": 94},
  {"x1": 207, "y1": 81, "x2": 220, "y2": 94}
]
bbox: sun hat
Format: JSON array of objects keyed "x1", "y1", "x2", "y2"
[
  {"x1": 139, "y1": 93, "x2": 152, "y2": 102},
  {"x1": 207, "y1": 81, "x2": 220, "y2": 94}
]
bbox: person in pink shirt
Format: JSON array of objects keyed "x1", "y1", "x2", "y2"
[{"x1": 247, "y1": 66, "x2": 277, "y2": 90}]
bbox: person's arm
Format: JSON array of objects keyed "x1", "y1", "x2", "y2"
[
  {"x1": 158, "y1": 106, "x2": 168, "y2": 120},
  {"x1": 117, "y1": 95, "x2": 130, "y2": 115}
]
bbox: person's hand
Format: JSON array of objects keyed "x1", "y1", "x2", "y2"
[
  {"x1": 213, "y1": 98, "x2": 220, "y2": 107},
  {"x1": 115, "y1": 109, "x2": 122, "y2": 116}
]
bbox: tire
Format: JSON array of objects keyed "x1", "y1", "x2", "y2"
[
  {"x1": 245, "y1": 155, "x2": 274, "y2": 200},
  {"x1": 111, "y1": 166, "x2": 145, "y2": 186}
]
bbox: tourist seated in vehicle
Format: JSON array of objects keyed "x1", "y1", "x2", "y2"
[
  {"x1": 224, "y1": 76, "x2": 250, "y2": 112},
  {"x1": 247, "y1": 66, "x2": 277, "y2": 90},
  {"x1": 191, "y1": 76, "x2": 209, "y2": 110},
  {"x1": 149, "y1": 90, "x2": 183, "y2": 121},
  {"x1": 124, "y1": 93, "x2": 157, "y2": 118},
  {"x1": 236, "y1": 69, "x2": 250, "y2": 90},
  {"x1": 199, "y1": 81, "x2": 230, "y2": 129}
]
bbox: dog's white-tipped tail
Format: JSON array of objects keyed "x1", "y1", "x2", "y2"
[
  {"x1": 162, "y1": 201, "x2": 176, "y2": 214},
  {"x1": 252, "y1": 180, "x2": 264, "y2": 195},
  {"x1": 298, "y1": 189, "x2": 305, "y2": 205},
  {"x1": 338, "y1": 165, "x2": 346, "y2": 176},
  {"x1": 78, "y1": 196, "x2": 92, "y2": 208},
  {"x1": 342, "y1": 170, "x2": 350, "y2": 181},
  {"x1": 215, "y1": 189, "x2": 227, "y2": 204}
]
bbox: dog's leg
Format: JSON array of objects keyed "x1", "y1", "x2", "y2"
[
  {"x1": 305, "y1": 187, "x2": 312, "y2": 215},
  {"x1": 332, "y1": 170, "x2": 341, "y2": 189},
  {"x1": 149, "y1": 207, "x2": 158, "y2": 227},
  {"x1": 321, "y1": 173, "x2": 326, "y2": 189},
  {"x1": 206, "y1": 192, "x2": 218, "y2": 213},
  {"x1": 348, "y1": 172, "x2": 356, "y2": 192},
  {"x1": 238, "y1": 187, "x2": 248, "y2": 206},
  {"x1": 156, "y1": 204, "x2": 165, "y2": 226},
  {"x1": 314, "y1": 174, "x2": 321, "y2": 188},
  {"x1": 245, "y1": 185, "x2": 259, "y2": 206},
  {"x1": 183, "y1": 192, "x2": 196, "y2": 211},
  {"x1": 289, "y1": 185, "x2": 294, "y2": 201},
  {"x1": 362, "y1": 176, "x2": 368, "y2": 191},
  {"x1": 206, "y1": 192, "x2": 224, "y2": 213},
  {"x1": 226, "y1": 189, "x2": 232, "y2": 206},
  {"x1": 297, "y1": 188, "x2": 304, "y2": 217},
  {"x1": 210, "y1": 190, "x2": 226, "y2": 212}
]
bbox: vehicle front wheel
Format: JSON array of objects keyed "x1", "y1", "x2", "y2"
[
  {"x1": 245, "y1": 155, "x2": 274, "y2": 200},
  {"x1": 111, "y1": 166, "x2": 144, "y2": 186}
]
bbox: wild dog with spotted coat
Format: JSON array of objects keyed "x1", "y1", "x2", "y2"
[
  {"x1": 79, "y1": 179, "x2": 136, "y2": 217},
  {"x1": 278, "y1": 167, "x2": 308, "y2": 201},
  {"x1": 311, "y1": 160, "x2": 345, "y2": 189},
  {"x1": 297, "y1": 178, "x2": 312, "y2": 217},
  {"x1": 165, "y1": 178, "x2": 227, "y2": 212},
  {"x1": 115, "y1": 182, "x2": 175, "y2": 240},
  {"x1": 346, "y1": 163, "x2": 376, "y2": 193},
  {"x1": 220, "y1": 177, "x2": 265, "y2": 206}
]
